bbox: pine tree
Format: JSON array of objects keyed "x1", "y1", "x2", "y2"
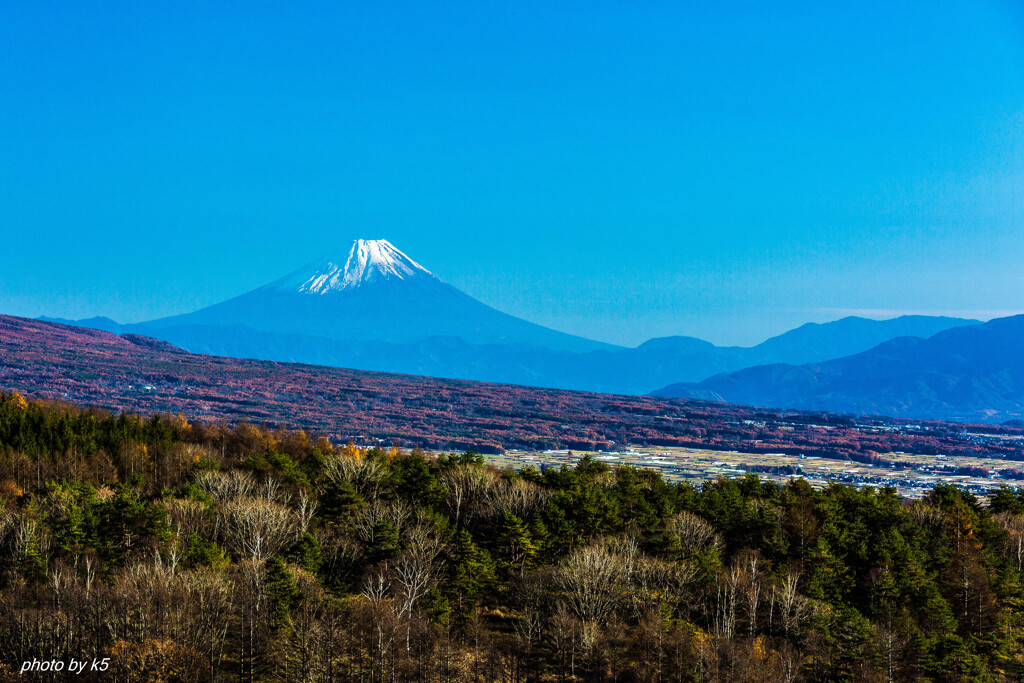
[
  {"x1": 447, "y1": 530, "x2": 496, "y2": 630},
  {"x1": 494, "y1": 513, "x2": 538, "y2": 578},
  {"x1": 266, "y1": 556, "x2": 301, "y2": 632}
]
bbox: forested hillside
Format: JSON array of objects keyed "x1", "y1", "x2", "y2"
[
  {"x1": 2, "y1": 392, "x2": 1024, "y2": 681},
  {"x1": 4, "y1": 314, "x2": 1023, "y2": 464}
]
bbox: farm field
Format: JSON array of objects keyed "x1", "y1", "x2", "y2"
[{"x1": 485, "y1": 444, "x2": 1024, "y2": 499}]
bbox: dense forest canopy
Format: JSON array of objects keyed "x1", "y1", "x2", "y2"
[{"x1": 2, "y1": 391, "x2": 1024, "y2": 682}]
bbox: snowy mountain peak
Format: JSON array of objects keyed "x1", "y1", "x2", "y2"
[{"x1": 270, "y1": 239, "x2": 438, "y2": 295}]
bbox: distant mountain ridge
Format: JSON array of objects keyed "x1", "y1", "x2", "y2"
[
  {"x1": 38, "y1": 239, "x2": 980, "y2": 395},
  {"x1": 652, "y1": 314, "x2": 1024, "y2": 423},
  {"x1": 41, "y1": 314, "x2": 981, "y2": 396},
  {"x1": 4, "y1": 315, "x2": 1017, "y2": 455},
  {"x1": 742, "y1": 315, "x2": 982, "y2": 365}
]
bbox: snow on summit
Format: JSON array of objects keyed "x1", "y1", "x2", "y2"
[
  {"x1": 139, "y1": 237, "x2": 617, "y2": 353},
  {"x1": 271, "y1": 239, "x2": 437, "y2": 294}
]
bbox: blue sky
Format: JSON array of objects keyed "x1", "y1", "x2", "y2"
[{"x1": 2, "y1": 1, "x2": 1023, "y2": 346}]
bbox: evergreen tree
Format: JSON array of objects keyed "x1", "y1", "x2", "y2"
[{"x1": 493, "y1": 512, "x2": 538, "y2": 578}]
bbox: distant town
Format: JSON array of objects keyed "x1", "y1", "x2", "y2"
[{"x1": 483, "y1": 419, "x2": 1024, "y2": 500}]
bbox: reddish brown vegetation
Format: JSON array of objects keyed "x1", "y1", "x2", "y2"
[{"x1": 1, "y1": 315, "x2": 1022, "y2": 462}]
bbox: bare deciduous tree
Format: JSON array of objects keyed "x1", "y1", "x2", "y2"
[
  {"x1": 714, "y1": 565, "x2": 741, "y2": 638},
  {"x1": 259, "y1": 476, "x2": 292, "y2": 506},
  {"x1": 667, "y1": 511, "x2": 722, "y2": 554},
  {"x1": 219, "y1": 497, "x2": 299, "y2": 563},
  {"x1": 487, "y1": 478, "x2": 552, "y2": 521},
  {"x1": 995, "y1": 512, "x2": 1024, "y2": 573},
  {"x1": 774, "y1": 568, "x2": 810, "y2": 638},
  {"x1": 361, "y1": 566, "x2": 392, "y2": 605},
  {"x1": 511, "y1": 570, "x2": 552, "y2": 652},
  {"x1": 296, "y1": 492, "x2": 317, "y2": 534},
  {"x1": 322, "y1": 455, "x2": 387, "y2": 501},
  {"x1": 194, "y1": 471, "x2": 255, "y2": 500},
  {"x1": 315, "y1": 525, "x2": 363, "y2": 582},
  {"x1": 162, "y1": 498, "x2": 209, "y2": 539},
  {"x1": 906, "y1": 501, "x2": 944, "y2": 530},
  {"x1": 394, "y1": 524, "x2": 445, "y2": 650},
  {"x1": 14, "y1": 517, "x2": 47, "y2": 559},
  {"x1": 742, "y1": 552, "x2": 762, "y2": 636},
  {"x1": 0, "y1": 509, "x2": 17, "y2": 548},
  {"x1": 440, "y1": 465, "x2": 497, "y2": 527},
  {"x1": 394, "y1": 526, "x2": 444, "y2": 618},
  {"x1": 353, "y1": 500, "x2": 412, "y2": 543},
  {"x1": 628, "y1": 555, "x2": 696, "y2": 620},
  {"x1": 559, "y1": 543, "x2": 625, "y2": 649}
]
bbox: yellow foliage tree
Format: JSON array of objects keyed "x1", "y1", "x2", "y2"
[
  {"x1": 0, "y1": 480, "x2": 23, "y2": 504},
  {"x1": 108, "y1": 639, "x2": 208, "y2": 682},
  {"x1": 341, "y1": 441, "x2": 364, "y2": 462},
  {"x1": 314, "y1": 435, "x2": 335, "y2": 455}
]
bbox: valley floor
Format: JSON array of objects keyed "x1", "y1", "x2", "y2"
[{"x1": 489, "y1": 444, "x2": 1024, "y2": 502}]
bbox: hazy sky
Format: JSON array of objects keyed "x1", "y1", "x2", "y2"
[{"x1": 2, "y1": 1, "x2": 1023, "y2": 346}]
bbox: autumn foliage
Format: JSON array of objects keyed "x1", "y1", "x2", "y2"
[{"x1": 2, "y1": 393, "x2": 1024, "y2": 681}]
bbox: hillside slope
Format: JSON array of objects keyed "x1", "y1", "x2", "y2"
[
  {"x1": 4, "y1": 315, "x2": 1016, "y2": 458},
  {"x1": 653, "y1": 314, "x2": 1024, "y2": 423},
  {"x1": 44, "y1": 311, "x2": 979, "y2": 395}
]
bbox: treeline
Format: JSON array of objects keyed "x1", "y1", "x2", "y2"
[{"x1": 2, "y1": 391, "x2": 1024, "y2": 681}]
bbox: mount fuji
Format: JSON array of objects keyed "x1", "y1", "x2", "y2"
[
  {"x1": 141, "y1": 239, "x2": 613, "y2": 352},
  {"x1": 40, "y1": 239, "x2": 979, "y2": 397}
]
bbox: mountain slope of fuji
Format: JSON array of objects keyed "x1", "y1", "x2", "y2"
[
  {"x1": 143, "y1": 239, "x2": 613, "y2": 353},
  {"x1": 652, "y1": 314, "x2": 1024, "y2": 423}
]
